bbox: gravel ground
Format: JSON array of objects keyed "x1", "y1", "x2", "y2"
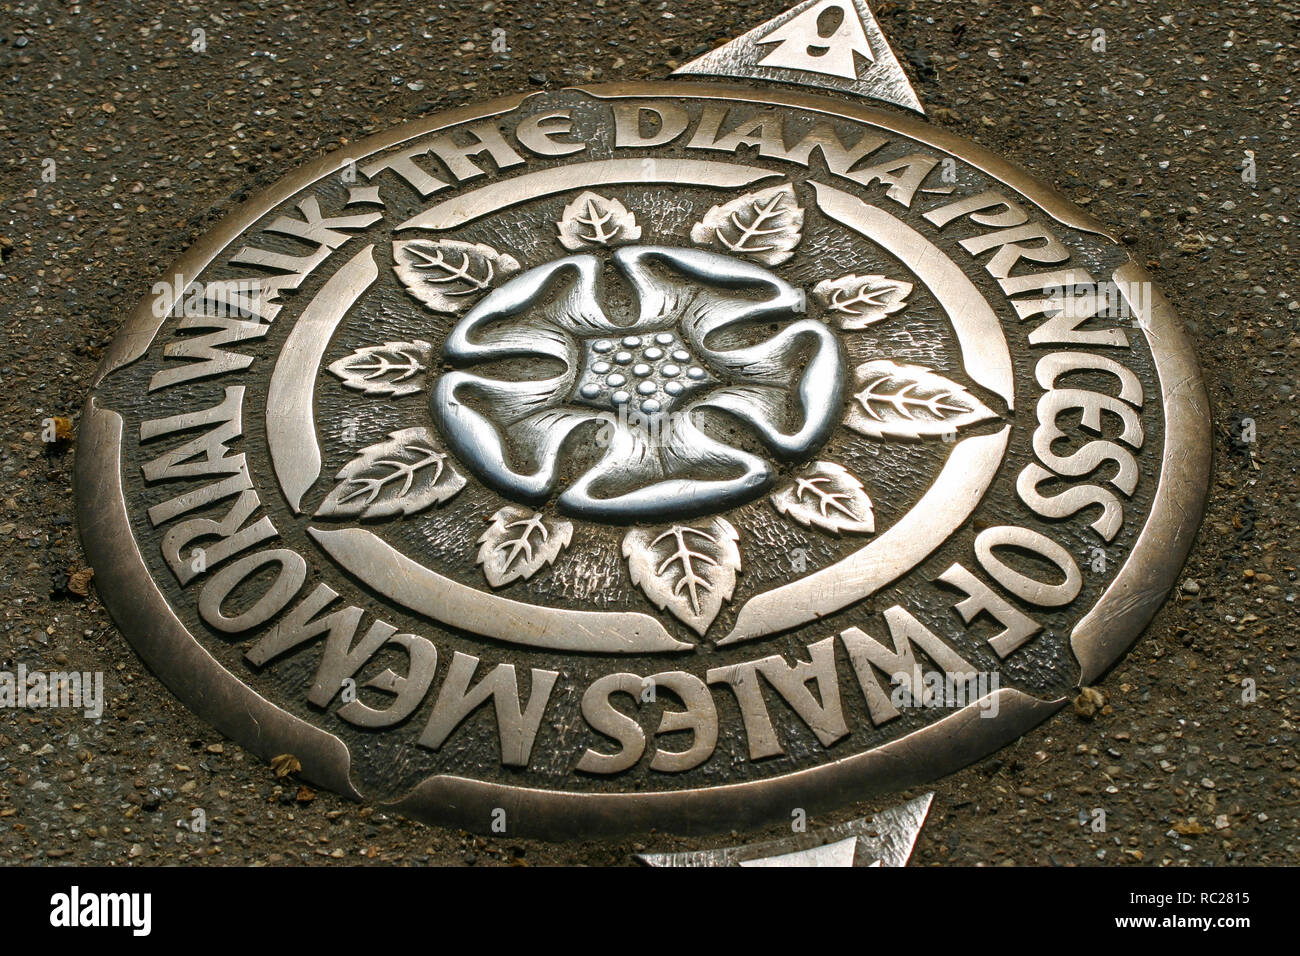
[{"x1": 0, "y1": 0, "x2": 1296, "y2": 866}]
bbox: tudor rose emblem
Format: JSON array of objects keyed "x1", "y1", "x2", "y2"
[{"x1": 75, "y1": 0, "x2": 1210, "y2": 837}]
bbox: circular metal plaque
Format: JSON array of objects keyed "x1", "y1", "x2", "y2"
[{"x1": 76, "y1": 83, "x2": 1211, "y2": 837}]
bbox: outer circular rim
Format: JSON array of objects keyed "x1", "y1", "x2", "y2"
[{"x1": 75, "y1": 81, "x2": 1212, "y2": 837}]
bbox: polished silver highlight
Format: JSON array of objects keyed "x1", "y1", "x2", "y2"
[{"x1": 430, "y1": 245, "x2": 844, "y2": 521}]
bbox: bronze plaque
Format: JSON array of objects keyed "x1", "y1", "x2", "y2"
[{"x1": 76, "y1": 80, "x2": 1210, "y2": 836}]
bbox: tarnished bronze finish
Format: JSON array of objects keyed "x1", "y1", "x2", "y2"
[{"x1": 76, "y1": 67, "x2": 1209, "y2": 836}]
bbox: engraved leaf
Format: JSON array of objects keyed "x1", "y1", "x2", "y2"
[
  {"x1": 556, "y1": 191, "x2": 642, "y2": 250},
  {"x1": 812, "y1": 274, "x2": 913, "y2": 330},
  {"x1": 844, "y1": 360, "x2": 997, "y2": 439},
  {"x1": 477, "y1": 505, "x2": 574, "y2": 588},
  {"x1": 315, "y1": 427, "x2": 465, "y2": 519},
  {"x1": 771, "y1": 461, "x2": 875, "y2": 535},
  {"x1": 622, "y1": 518, "x2": 741, "y2": 636},
  {"x1": 327, "y1": 340, "x2": 432, "y2": 397},
  {"x1": 689, "y1": 183, "x2": 804, "y2": 265},
  {"x1": 392, "y1": 239, "x2": 520, "y2": 313}
]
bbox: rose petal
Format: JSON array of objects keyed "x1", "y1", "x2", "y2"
[
  {"x1": 692, "y1": 319, "x2": 843, "y2": 457},
  {"x1": 432, "y1": 372, "x2": 600, "y2": 501},
  {"x1": 559, "y1": 412, "x2": 772, "y2": 521},
  {"x1": 613, "y1": 244, "x2": 803, "y2": 340},
  {"x1": 432, "y1": 369, "x2": 574, "y2": 430},
  {"x1": 444, "y1": 255, "x2": 617, "y2": 365}
]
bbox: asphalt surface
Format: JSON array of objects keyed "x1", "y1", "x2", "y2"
[{"x1": 0, "y1": 0, "x2": 1296, "y2": 865}]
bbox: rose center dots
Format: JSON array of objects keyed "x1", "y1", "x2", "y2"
[{"x1": 573, "y1": 332, "x2": 714, "y2": 415}]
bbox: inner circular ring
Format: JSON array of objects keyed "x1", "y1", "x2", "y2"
[{"x1": 269, "y1": 164, "x2": 1015, "y2": 652}]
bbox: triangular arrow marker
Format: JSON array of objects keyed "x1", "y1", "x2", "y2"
[
  {"x1": 756, "y1": 0, "x2": 874, "y2": 80},
  {"x1": 635, "y1": 793, "x2": 934, "y2": 867},
  {"x1": 673, "y1": 0, "x2": 924, "y2": 114},
  {"x1": 737, "y1": 835, "x2": 861, "y2": 868}
]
